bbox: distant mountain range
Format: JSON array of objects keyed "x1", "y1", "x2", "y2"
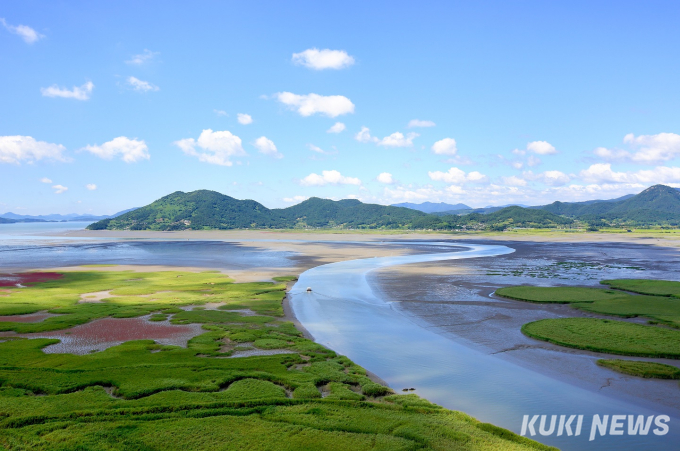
[
  {"x1": 0, "y1": 208, "x2": 137, "y2": 223},
  {"x1": 391, "y1": 201, "x2": 471, "y2": 213}
]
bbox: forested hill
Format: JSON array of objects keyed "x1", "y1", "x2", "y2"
[
  {"x1": 536, "y1": 185, "x2": 680, "y2": 223},
  {"x1": 87, "y1": 185, "x2": 680, "y2": 231},
  {"x1": 87, "y1": 191, "x2": 430, "y2": 230}
]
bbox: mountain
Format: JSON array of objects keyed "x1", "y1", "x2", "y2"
[
  {"x1": 391, "y1": 201, "x2": 471, "y2": 213},
  {"x1": 0, "y1": 208, "x2": 137, "y2": 222},
  {"x1": 0, "y1": 217, "x2": 48, "y2": 224},
  {"x1": 89, "y1": 191, "x2": 428, "y2": 231},
  {"x1": 438, "y1": 206, "x2": 574, "y2": 230},
  {"x1": 536, "y1": 185, "x2": 680, "y2": 224}
]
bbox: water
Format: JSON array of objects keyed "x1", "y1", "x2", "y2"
[
  {"x1": 0, "y1": 222, "x2": 295, "y2": 271},
  {"x1": 289, "y1": 242, "x2": 679, "y2": 451}
]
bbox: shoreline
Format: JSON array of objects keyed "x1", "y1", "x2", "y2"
[{"x1": 52, "y1": 227, "x2": 680, "y2": 249}]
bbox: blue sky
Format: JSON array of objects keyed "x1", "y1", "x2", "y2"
[{"x1": 2, "y1": 1, "x2": 680, "y2": 215}]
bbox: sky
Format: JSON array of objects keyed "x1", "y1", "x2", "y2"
[{"x1": 1, "y1": 1, "x2": 680, "y2": 215}]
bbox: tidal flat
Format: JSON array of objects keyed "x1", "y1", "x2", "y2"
[{"x1": 371, "y1": 240, "x2": 680, "y2": 417}]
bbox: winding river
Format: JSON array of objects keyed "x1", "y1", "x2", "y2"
[{"x1": 289, "y1": 242, "x2": 679, "y2": 451}]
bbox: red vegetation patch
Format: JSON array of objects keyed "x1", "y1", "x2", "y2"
[
  {"x1": 26, "y1": 316, "x2": 205, "y2": 354},
  {"x1": 0, "y1": 312, "x2": 60, "y2": 323},
  {"x1": 0, "y1": 272, "x2": 63, "y2": 287}
]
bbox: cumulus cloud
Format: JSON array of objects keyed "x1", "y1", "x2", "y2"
[
  {"x1": 579, "y1": 163, "x2": 680, "y2": 185},
  {"x1": 536, "y1": 170, "x2": 570, "y2": 186},
  {"x1": 0, "y1": 18, "x2": 44, "y2": 43},
  {"x1": 83, "y1": 137, "x2": 150, "y2": 163},
  {"x1": 378, "y1": 132, "x2": 419, "y2": 148},
  {"x1": 126, "y1": 49, "x2": 159, "y2": 65},
  {"x1": 86, "y1": 184, "x2": 97, "y2": 190},
  {"x1": 299, "y1": 170, "x2": 361, "y2": 186},
  {"x1": 377, "y1": 172, "x2": 394, "y2": 184},
  {"x1": 41, "y1": 81, "x2": 94, "y2": 100},
  {"x1": 52, "y1": 184, "x2": 68, "y2": 194},
  {"x1": 292, "y1": 48, "x2": 355, "y2": 70},
  {"x1": 0, "y1": 136, "x2": 67, "y2": 164},
  {"x1": 431, "y1": 138, "x2": 457, "y2": 155},
  {"x1": 624, "y1": 133, "x2": 680, "y2": 164},
  {"x1": 40, "y1": 177, "x2": 52, "y2": 183},
  {"x1": 428, "y1": 167, "x2": 487, "y2": 184},
  {"x1": 501, "y1": 175, "x2": 527, "y2": 187},
  {"x1": 275, "y1": 92, "x2": 355, "y2": 117},
  {"x1": 327, "y1": 122, "x2": 346, "y2": 133},
  {"x1": 237, "y1": 113, "x2": 253, "y2": 125},
  {"x1": 283, "y1": 195, "x2": 309, "y2": 203},
  {"x1": 407, "y1": 119, "x2": 436, "y2": 128},
  {"x1": 527, "y1": 141, "x2": 558, "y2": 155},
  {"x1": 253, "y1": 136, "x2": 282, "y2": 159},
  {"x1": 214, "y1": 109, "x2": 228, "y2": 116},
  {"x1": 355, "y1": 127, "x2": 378, "y2": 143},
  {"x1": 591, "y1": 133, "x2": 680, "y2": 165},
  {"x1": 127, "y1": 76, "x2": 159, "y2": 92},
  {"x1": 175, "y1": 129, "x2": 246, "y2": 167}
]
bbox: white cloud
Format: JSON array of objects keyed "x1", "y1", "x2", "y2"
[
  {"x1": 624, "y1": 133, "x2": 680, "y2": 164},
  {"x1": 127, "y1": 76, "x2": 159, "y2": 92},
  {"x1": 431, "y1": 138, "x2": 457, "y2": 155},
  {"x1": 86, "y1": 184, "x2": 97, "y2": 190},
  {"x1": 299, "y1": 170, "x2": 361, "y2": 186},
  {"x1": 308, "y1": 144, "x2": 330, "y2": 154},
  {"x1": 0, "y1": 136, "x2": 67, "y2": 164},
  {"x1": 175, "y1": 129, "x2": 246, "y2": 167},
  {"x1": 378, "y1": 132, "x2": 419, "y2": 148},
  {"x1": 407, "y1": 119, "x2": 436, "y2": 128},
  {"x1": 591, "y1": 133, "x2": 680, "y2": 165},
  {"x1": 579, "y1": 163, "x2": 680, "y2": 185},
  {"x1": 254, "y1": 136, "x2": 282, "y2": 159},
  {"x1": 237, "y1": 113, "x2": 253, "y2": 125},
  {"x1": 377, "y1": 172, "x2": 394, "y2": 184},
  {"x1": 40, "y1": 177, "x2": 52, "y2": 183},
  {"x1": 41, "y1": 81, "x2": 94, "y2": 100},
  {"x1": 283, "y1": 195, "x2": 309, "y2": 203},
  {"x1": 327, "y1": 122, "x2": 346, "y2": 133},
  {"x1": 126, "y1": 49, "x2": 159, "y2": 65},
  {"x1": 0, "y1": 18, "x2": 44, "y2": 44},
  {"x1": 292, "y1": 48, "x2": 355, "y2": 70},
  {"x1": 501, "y1": 176, "x2": 527, "y2": 187},
  {"x1": 355, "y1": 126, "x2": 378, "y2": 143},
  {"x1": 83, "y1": 137, "x2": 150, "y2": 163},
  {"x1": 527, "y1": 140, "x2": 558, "y2": 155},
  {"x1": 52, "y1": 184, "x2": 68, "y2": 194},
  {"x1": 536, "y1": 170, "x2": 570, "y2": 186},
  {"x1": 214, "y1": 109, "x2": 228, "y2": 116},
  {"x1": 275, "y1": 92, "x2": 355, "y2": 117},
  {"x1": 428, "y1": 167, "x2": 488, "y2": 184}
]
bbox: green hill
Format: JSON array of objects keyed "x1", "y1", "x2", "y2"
[
  {"x1": 440, "y1": 206, "x2": 574, "y2": 231},
  {"x1": 537, "y1": 185, "x2": 680, "y2": 225},
  {"x1": 88, "y1": 191, "x2": 428, "y2": 231},
  {"x1": 88, "y1": 185, "x2": 680, "y2": 231}
]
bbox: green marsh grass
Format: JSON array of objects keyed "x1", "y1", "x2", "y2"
[
  {"x1": 0, "y1": 268, "x2": 554, "y2": 450},
  {"x1": 596, "y1": 359, "x2": 680, "y2": 379}
]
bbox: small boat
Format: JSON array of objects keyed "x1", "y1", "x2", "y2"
[{"x1": 306, "y1": 287, "x2": 312, "y2": 292}]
